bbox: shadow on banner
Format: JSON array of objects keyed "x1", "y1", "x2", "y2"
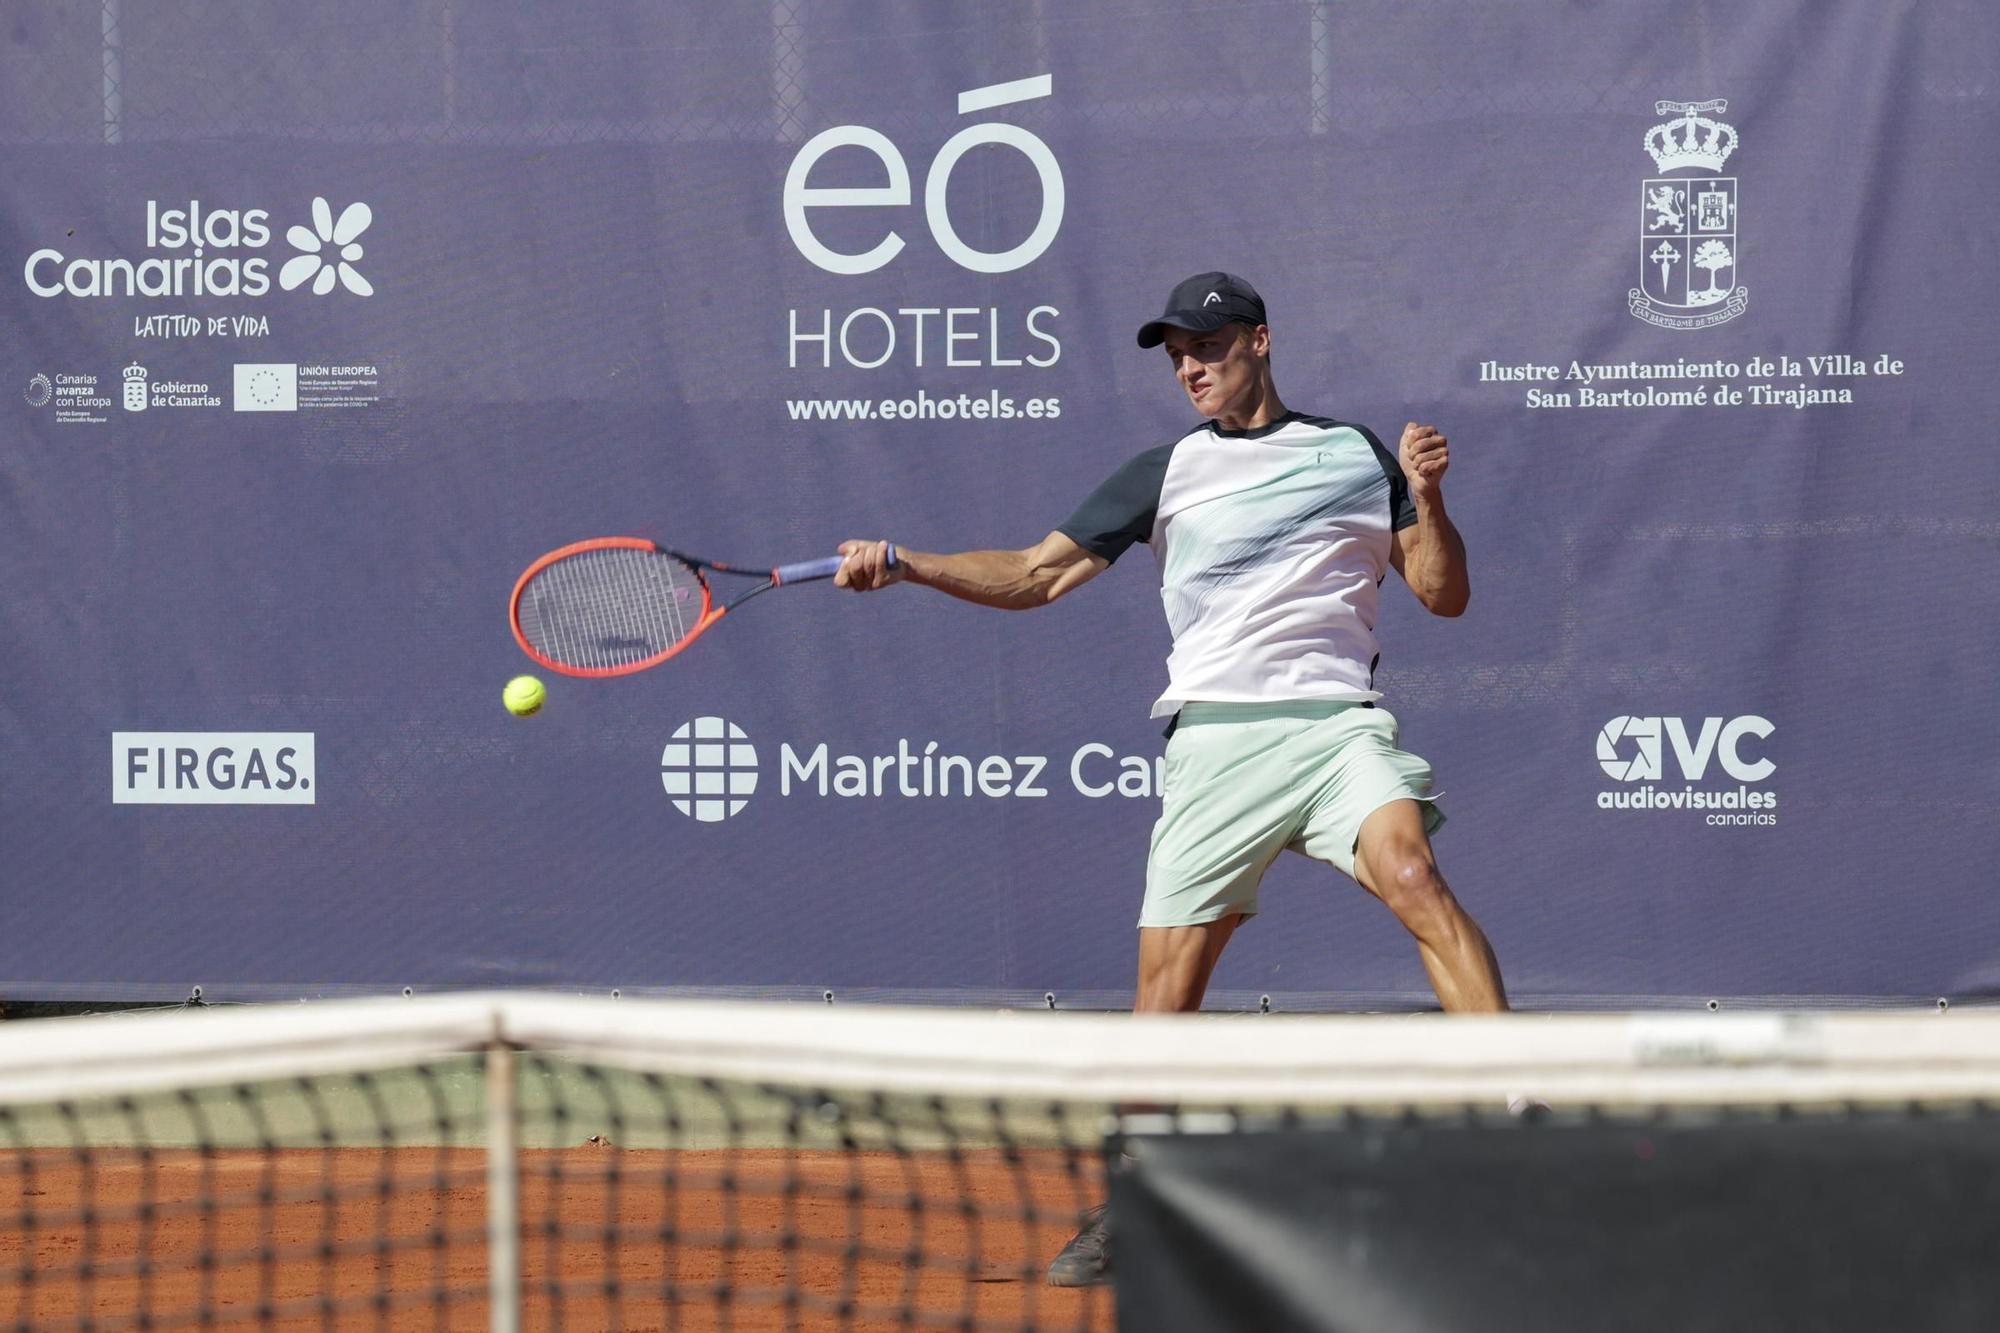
[{"x1": 1110, "y1": 1113, "x2": 2000, "y2": 1332}]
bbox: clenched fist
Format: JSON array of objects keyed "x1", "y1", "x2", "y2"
[{"x1": 1399, "y1": 422, "x2": 1449, "y2": 501}]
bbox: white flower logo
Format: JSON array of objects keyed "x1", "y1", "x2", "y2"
[{"x1": 281, "y1": 197, "x2": 373, "y2": 296}]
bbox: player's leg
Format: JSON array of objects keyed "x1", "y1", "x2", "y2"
[
  {"x1": 1051, "y1": 706, "x2": 1299, "y2": 1288},
  {"x1": 1135, "y1": 914, "x2": 1243, "y2": 1012},
  {"x1": 1133, "y1": 706, "x2": 1298, "y2": 993},
  {"x1": 1352, "y1": 798, "x2": 1507, "y2": 1012},
  {"x1": 1287, "y1": 703, "x2": 1508, "y2": 1012},
  {"x1": 1048, "y1": 915, "x2": 1246, "y2": 1287}
]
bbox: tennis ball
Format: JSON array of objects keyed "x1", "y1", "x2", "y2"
[{"x1": 503, "y1": 674, "x2": 545, "y2": 717}]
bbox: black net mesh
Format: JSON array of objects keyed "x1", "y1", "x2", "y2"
[
  {"x1": 513, "y1": 1055, "x2": 1113, "y2": 1331},
  {"x1": 2, "y1": 1002, "x2": 1998, "y2": 1331},
  {"x1": 0, "y1": 1052, "x2": 1116, "y2": 1331},
  {"x1": 0, "y1": 1061, "x2": 487, "y2": 1330}
]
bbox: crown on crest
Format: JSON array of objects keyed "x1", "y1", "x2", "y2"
[{"x1": 1645, "y1": 99, "x2": 1736, "y2": 172}]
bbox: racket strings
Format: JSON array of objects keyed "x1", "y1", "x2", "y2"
[{"x1": 519, "y1": 549, "x2": 704, "y2": 671}]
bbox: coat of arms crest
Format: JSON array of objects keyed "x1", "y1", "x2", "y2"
[{"x1": 1630, "y1": 100, "x2": 1748, "y2": 328}]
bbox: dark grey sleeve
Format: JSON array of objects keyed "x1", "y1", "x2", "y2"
[
  {"x1": 1358, "y1": 425, "x2": 1418, "y2": 531},
  {"x1": 1055, "y1": 442, "x2": 1177, "y2": 563}
]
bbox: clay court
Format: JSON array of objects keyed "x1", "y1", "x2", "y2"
[{"x1": 1, "y1": 1144, "x2": 1110, "y2": 1330}]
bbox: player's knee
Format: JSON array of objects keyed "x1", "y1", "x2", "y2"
[{"x1": 1378, "y1": 851, "x2": 1454, "y2": 934}]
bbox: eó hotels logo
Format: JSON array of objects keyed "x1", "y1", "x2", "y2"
[
  {"x1": 781, "y1": 75, "x2": 1064, "y2": 376},
  {"x1": 661, "y1": 717, "x2": 758, "y2": 822},
  {"x1": 281, "y1": 197, "x2": 374, "y2": 296}
]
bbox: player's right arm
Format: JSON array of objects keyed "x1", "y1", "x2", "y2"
[
  {"x1": 837, "y1": 440, "x2": 1174, "y2": 608},
  {"x1": 833, "y1": 533, "x2": 1106, "y2": 609}
]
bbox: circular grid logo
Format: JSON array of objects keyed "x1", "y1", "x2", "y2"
[
  {"x1": 24, "y1": 374, "x2": 51, "y2": 408},
  {"x1": 661, "y1": 717, "x2": 757, "y2": 822}
]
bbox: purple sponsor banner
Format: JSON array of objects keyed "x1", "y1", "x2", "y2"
[{"x1": 2, "y1": 2, "x2": 1995, "y2": 1006}]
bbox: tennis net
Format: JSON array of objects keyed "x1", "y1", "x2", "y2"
[{"x1": 1, "y1": 995, "x2": 1996, "y2": 1331}]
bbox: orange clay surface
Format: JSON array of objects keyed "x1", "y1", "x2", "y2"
[{"x1": 0, "y1": 1145, "x2": 1113, "y2": 1331}]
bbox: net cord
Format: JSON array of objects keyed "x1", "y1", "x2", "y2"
[{"x1": 1, "y1": 994, "x2": 1999, "y2": 1110}]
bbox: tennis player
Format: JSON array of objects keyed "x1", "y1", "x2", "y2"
[{"x1": 833, "y1": 272, "x2": 1512, "y2": 1286}]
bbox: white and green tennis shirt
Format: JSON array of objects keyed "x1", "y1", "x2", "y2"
[{"x1": 1058, "y1": 412, "x2": 1417, "y2": 719}]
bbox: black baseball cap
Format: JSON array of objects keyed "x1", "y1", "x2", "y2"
[{"x1": 1135, "y1": 272, "x2": 1267, "y2": 348}]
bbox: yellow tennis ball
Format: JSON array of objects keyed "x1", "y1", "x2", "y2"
[{"x1": 503, "y1": 675, "x2": 545, "y2": 717}]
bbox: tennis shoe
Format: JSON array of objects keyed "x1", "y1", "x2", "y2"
[{"x1": 1045, "y1": 1203, "x2": 1111, "y2": 1287}]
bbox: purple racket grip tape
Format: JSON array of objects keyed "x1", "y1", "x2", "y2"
[{"x1": 774, "y1": 544, "x2": 896, "y2": 584}]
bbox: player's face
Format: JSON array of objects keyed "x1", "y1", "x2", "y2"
[{"x1": 1163, "y1": 323, "x2": 1265, "y2": 421}]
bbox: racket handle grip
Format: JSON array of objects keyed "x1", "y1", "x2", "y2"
[
  {"x1": 775, "y1": 544, "x2": 897, "y2": 586},
  {"x1": 774, "y1": 556, "x2": 845, "y2": 584}
]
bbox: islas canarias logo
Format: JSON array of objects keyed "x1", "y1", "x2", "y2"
[
  {"x1": 279, "y1": 198, "x2": 373, "y2": 296},
  {"x1": 1630, "y1": 100, "x2": 1746, "y2": 329},
  {"x1": 24, "y1": 196, "x2": 374, "y2": 299}
]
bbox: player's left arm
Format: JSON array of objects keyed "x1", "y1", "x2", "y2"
[{"x1": 1387, "y1": 421, "x2": 1470, "y2": 617}]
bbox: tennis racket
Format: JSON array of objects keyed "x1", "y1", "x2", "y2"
[{"x1": 510, "y1": 538, "x2": 898, "y2": 678}]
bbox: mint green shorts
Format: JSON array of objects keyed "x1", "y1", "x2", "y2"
[{"x1": 1139, "y1": 701, "x2": 1446, "y2": 928}]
